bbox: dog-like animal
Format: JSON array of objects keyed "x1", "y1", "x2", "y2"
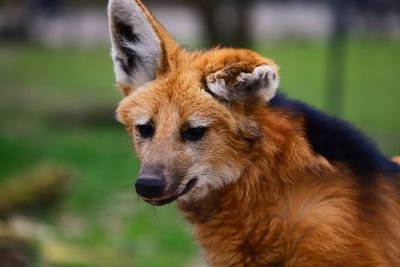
[{"x1": 107, "y1": 0, "x2": 400, "y2": 266}]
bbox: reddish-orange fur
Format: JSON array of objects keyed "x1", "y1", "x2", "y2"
[
  {"x1": 110, "y1": 1, "x2": 400, "y2": 266},
  {"x1": 175, "y1": 98, "x2": 400, "y2": 266},
  {"x1": 393, "y1": 156, "x2": 400, "y2": 165}
]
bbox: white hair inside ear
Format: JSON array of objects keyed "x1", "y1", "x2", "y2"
[
  {"x1": 252, "y1": 65, "x2": 280, "y2": 102},
  {"x1": 108, "y1": 0, "x2": 162, "y2": 88}
]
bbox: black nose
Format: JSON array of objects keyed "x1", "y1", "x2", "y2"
[{"x1": 135, "y1": 177, "x2": 164, "y2": 198}]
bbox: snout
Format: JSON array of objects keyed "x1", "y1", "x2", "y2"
[
  {"x1": 135, "y1": 177, "x2": 165, "y2": 198},
  {"x1": 135, "y1": 164, "x2": 197, "y2": 205},
  {"x1": 135, "y1": 164, "x2": 166, "y2": 199}
]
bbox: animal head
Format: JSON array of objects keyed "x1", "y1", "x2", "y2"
[{"x1": 108, "y1": 0, "x2": 282, "y2": 205}]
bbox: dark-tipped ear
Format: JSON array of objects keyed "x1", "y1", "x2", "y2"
[{"x1": 108, "y1": 0, "x2": 178, "y2": 94}]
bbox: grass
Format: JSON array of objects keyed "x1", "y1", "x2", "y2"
[{"x1": 0, "y1": 39, "x2": 399, "y2": 266}]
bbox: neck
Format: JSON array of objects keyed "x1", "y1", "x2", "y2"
[{"x1": 177, "y1": 149, "x2": 333, "y2": 266}]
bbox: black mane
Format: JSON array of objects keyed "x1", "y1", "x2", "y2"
[{"x1": 269, "y1": 93, "x2": 400, "y2": 179}]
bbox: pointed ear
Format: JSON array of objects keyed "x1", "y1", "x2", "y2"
[
  {"x1": 108, "y1": 0, "x2": 178, "y2": 95},
  {"x1": 206, "y1": 65, "x2": 279, "y2": 103}
]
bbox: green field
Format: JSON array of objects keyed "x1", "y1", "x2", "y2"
[{"x1": 0, "y1": 39, "x2": 399, "y2": 266}]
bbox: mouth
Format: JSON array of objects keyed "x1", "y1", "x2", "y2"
[{"x1": 143, "y1": 178, "x2": 198, "y2": 206}]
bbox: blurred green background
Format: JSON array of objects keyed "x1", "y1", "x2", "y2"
[{"x1": 0, "y1": 0, "x2": 399, "y2": 266}]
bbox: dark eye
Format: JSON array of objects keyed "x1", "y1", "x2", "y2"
[
  {"x1": 181, "y1": 127, "x2": 207, "y2": 142},
  {"x1": 136, "y1": 124, "x2": 154, "y2": 139}
]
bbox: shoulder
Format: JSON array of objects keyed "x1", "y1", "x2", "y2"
[{"x1": 269, "y1": 93, "x2": 400, "y2": 177}]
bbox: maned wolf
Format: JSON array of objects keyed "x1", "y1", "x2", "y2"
[{"x1": 107, "y1": 0, "x2": 400, "y2": 266}]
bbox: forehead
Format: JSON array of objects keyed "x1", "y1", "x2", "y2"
[{"x1": 118, "y1": 73, "x2": 228, "y2": 125}]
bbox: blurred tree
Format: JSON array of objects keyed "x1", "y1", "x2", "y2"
[
  {"x1": 0, "y1": 0, "x2": 63, "y2": 41},
  {"x1": 326, "y1": 0, "x2": 353, "y2": 116},
  {"x1": 234, "y1": 0, "x2": 251, "y2": 47},
  {"x1": 28, "y1": 0, "x2": 62, "y2": 17},
  {"x1": 198, "y1": 0, "x2": 219, "y2": 47},
  {"x1": 326, "y1": 0, "x2": 400, "y2": 116},
  {"x1": 198, "y1": 0, "x2": 251, "y2": 47}
]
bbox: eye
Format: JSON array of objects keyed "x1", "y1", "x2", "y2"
[
  {"x1": 136, "y1": 124, "x2": 154, "y2": 139},
  {"x1": 181, "y1": 127, "x2": 207, "y2": 142}
]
